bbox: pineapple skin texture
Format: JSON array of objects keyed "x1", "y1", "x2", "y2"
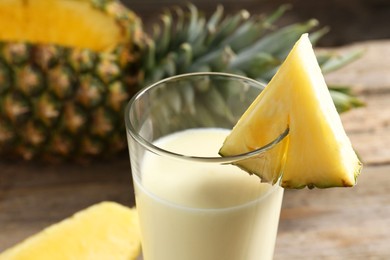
[
  {"x1": 0, "y1": 0, "x2": 144, "y2": 162},
  {"x1": 220, "y1": 34, "x2": 362, "y2": 189},
  {"x1": 0, "y1": 202, "x2": 141, "y2": 260}
]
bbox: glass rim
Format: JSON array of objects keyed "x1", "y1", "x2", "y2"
[{"x1": 125, "y1": 72, "x2": 289, "y2": 164}]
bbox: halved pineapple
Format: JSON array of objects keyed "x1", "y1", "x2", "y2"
[
  {"x1": 0, "y1": 202, "x2": 141, "y2": 260},
  {"x1": 219, "y1": 34, "x2": 362, "y2": 189},
  {"x1": 0, "y1": 0, "x2": 144, "y2": 161}
]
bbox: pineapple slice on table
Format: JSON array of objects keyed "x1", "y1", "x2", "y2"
[
  {"x1": 0, "y1": 202, "x2": 141, "y2": 260},
  {"x1": 220, "y1": 34, "x2": 362, "y2": 189}
]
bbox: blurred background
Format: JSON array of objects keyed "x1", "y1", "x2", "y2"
[
  {"x1": 125, "y1": 0, "x2": 390, "y2": 46},
  {"x1": 1, "y1": 0, "x2": 389, "y2": 257}
]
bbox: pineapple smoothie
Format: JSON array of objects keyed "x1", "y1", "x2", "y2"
[{"x1": 134, "y1": 128, "x2": 284, "y2": 260}]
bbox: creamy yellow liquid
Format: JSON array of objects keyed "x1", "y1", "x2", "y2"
[{"x1": 134, "y1": 128, "x2": 283, "y2": 260}]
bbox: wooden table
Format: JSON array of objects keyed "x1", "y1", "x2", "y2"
[{"x1": 1, "y1": 40, "x2": 390, "y2": 259}]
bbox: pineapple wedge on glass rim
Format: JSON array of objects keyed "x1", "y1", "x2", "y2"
[
  {"x1": 0, "y1": 0, "x2": 363, "y2": 162},
  {"x1": 219, "y1": 34, "x2": 362, "y2": 189}
]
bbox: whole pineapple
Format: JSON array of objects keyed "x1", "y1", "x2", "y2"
[{"x1": 0, "y1": 0, "x2": 362, "y2": 162}]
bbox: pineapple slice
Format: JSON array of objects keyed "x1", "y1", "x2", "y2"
[
  {"x1": 0, "y1": 202, "x2": 141, "y2": 260},
  {"x1": 0, "y1": 0, "x2": 125, "y2": 51},
  {"x1": 219, "y1": 34, "x2": 362, "y2": 189}
]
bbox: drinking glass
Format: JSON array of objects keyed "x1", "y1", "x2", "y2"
[{"x1": 125, "y1": 72, "x2": 288, "y2": 260}]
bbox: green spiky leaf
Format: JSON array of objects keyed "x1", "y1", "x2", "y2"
[{"x1": 142, "y1": 4, "x2": 364, "y2": 113}]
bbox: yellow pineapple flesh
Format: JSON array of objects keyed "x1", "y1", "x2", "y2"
[
  {"x1": 0, "y1": 0, "x2": 126, "y2": 51},
  {"x1": 0, "y1": 202, "x2": 141, "y2": 260},
  {"x1": 219, "y1": 34, "x2": 362, "y2": 189}
]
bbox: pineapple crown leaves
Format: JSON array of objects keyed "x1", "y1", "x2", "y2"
[{"x1": 140, "y1": 4, "x2": 364, "y2": 113}]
